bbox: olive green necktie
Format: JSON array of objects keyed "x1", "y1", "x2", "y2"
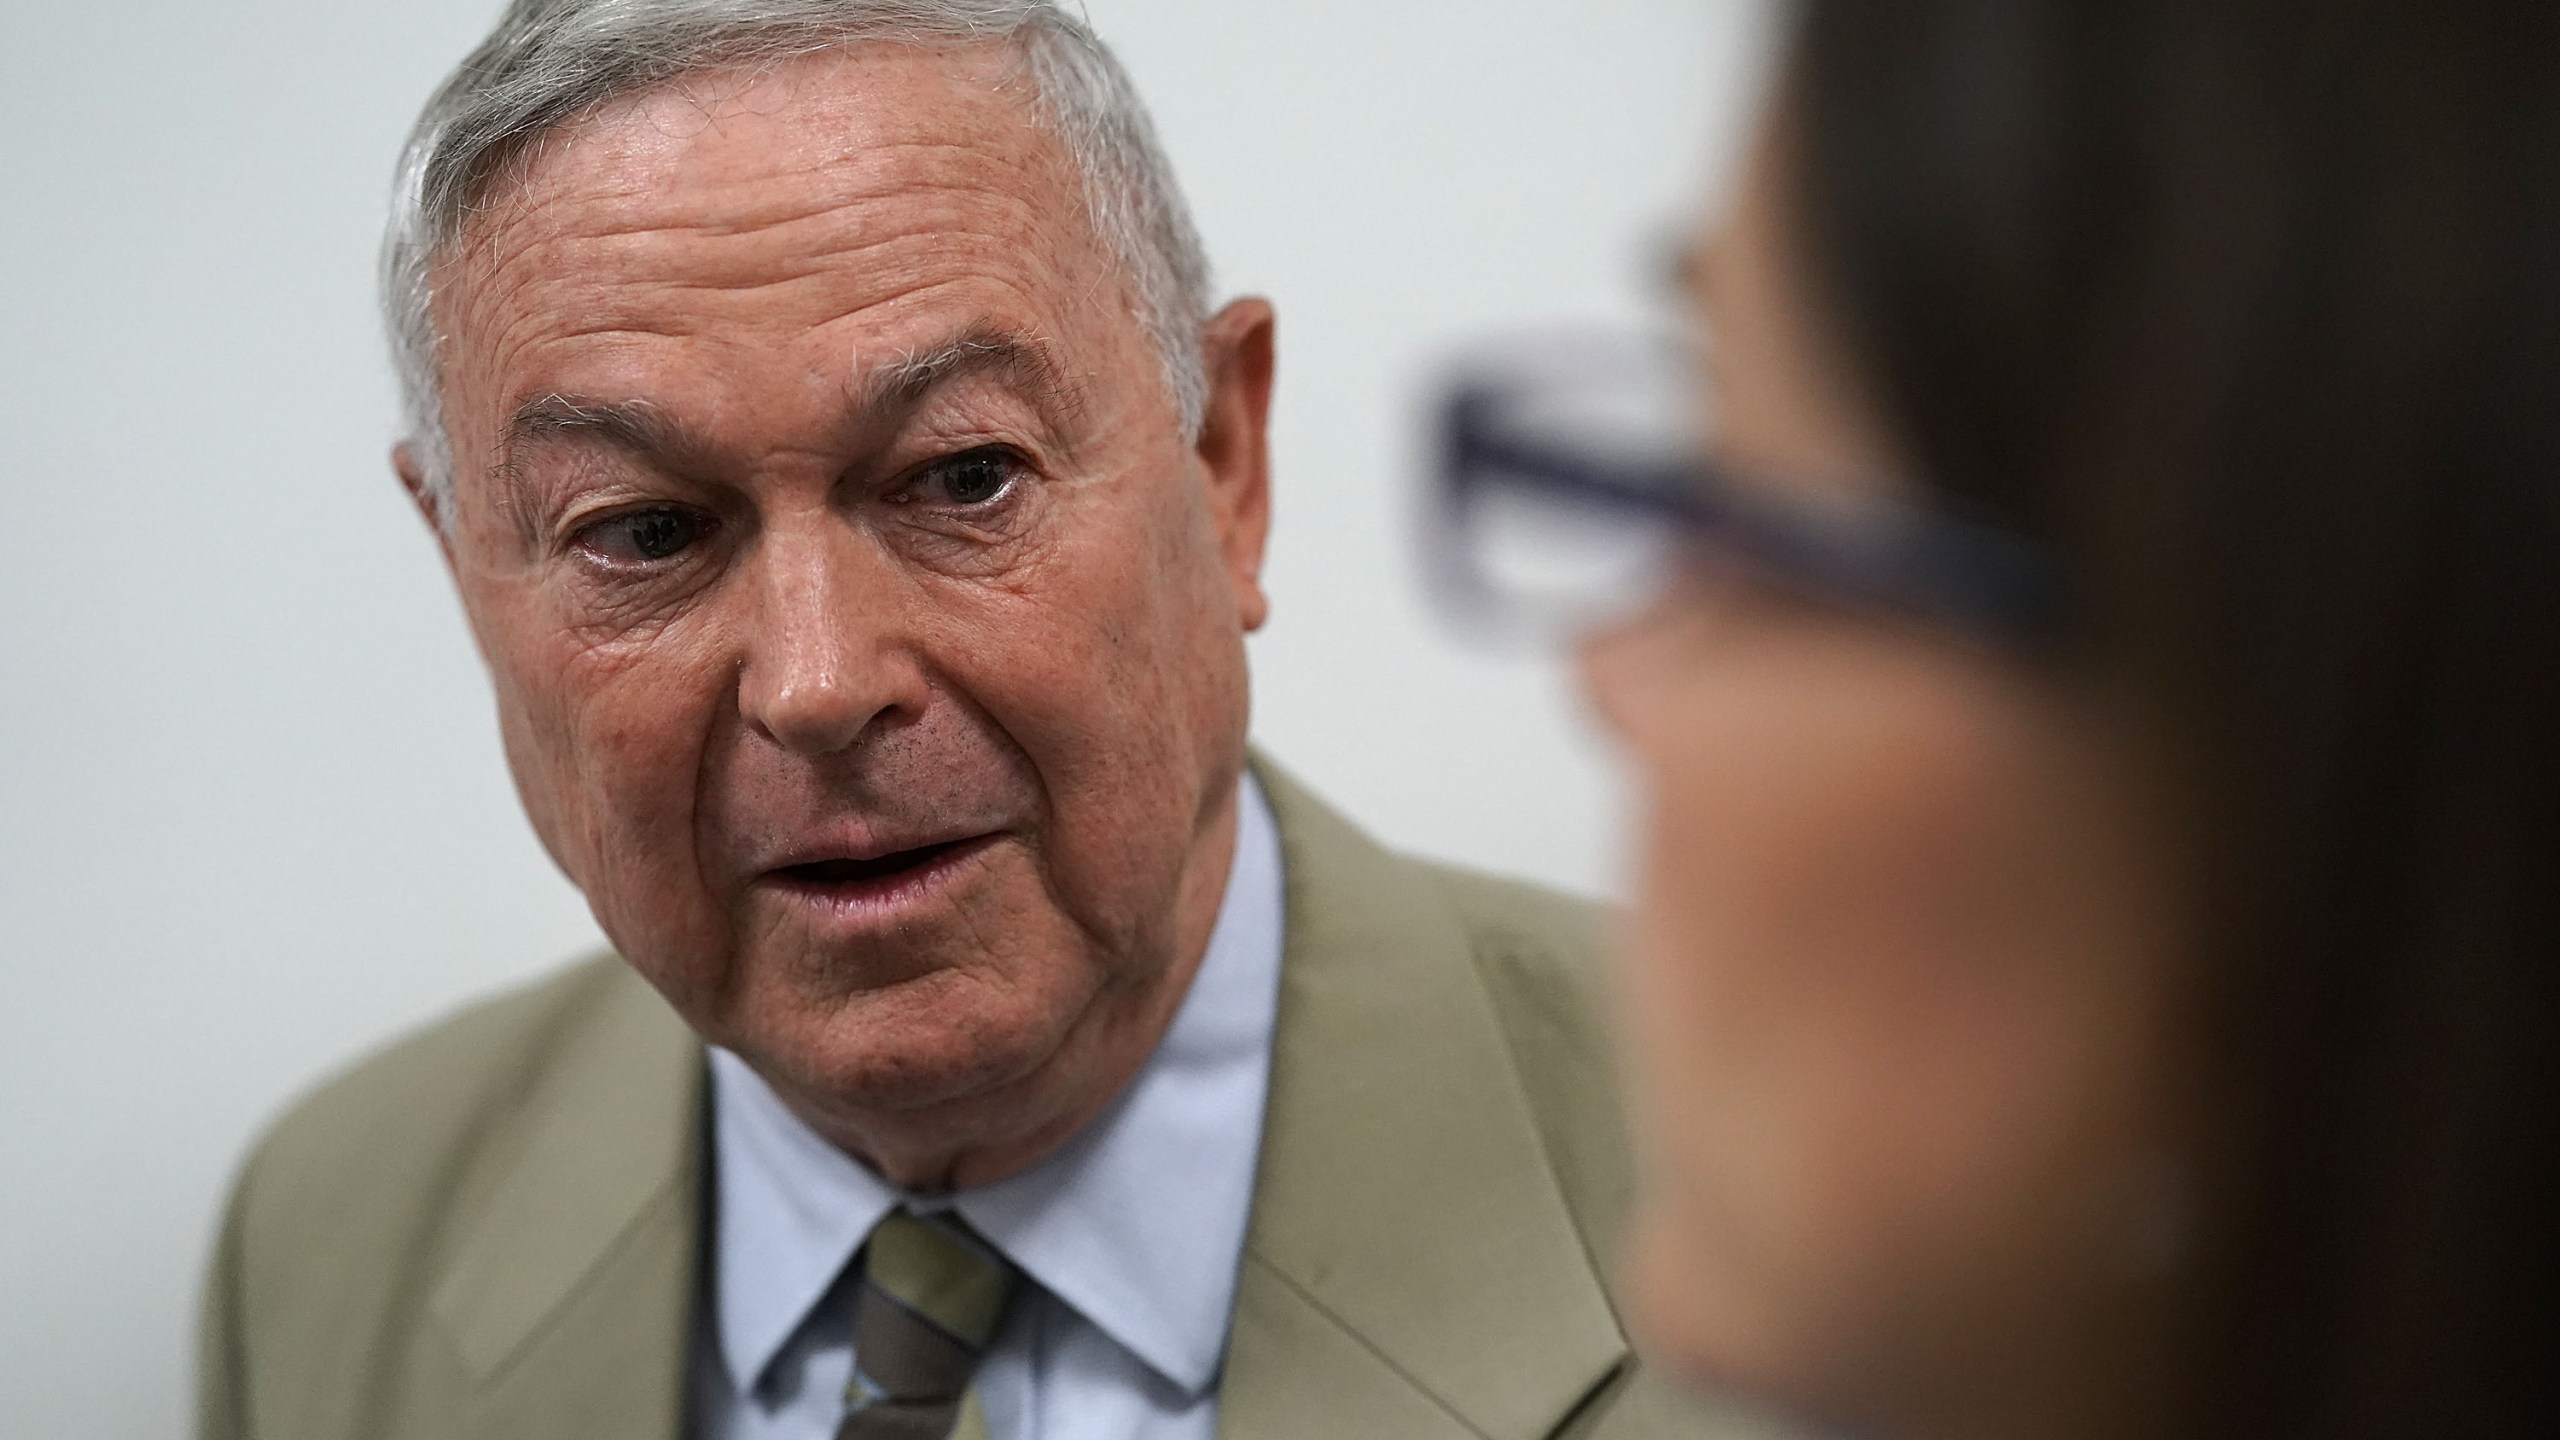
[{"x1": 836, "y1": 1210, "x2": 1021, "y2": 1440}]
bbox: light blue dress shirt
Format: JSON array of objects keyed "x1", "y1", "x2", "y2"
[{"x1": 690, "y1": 776, "x2": 1287, "y2": 1440}]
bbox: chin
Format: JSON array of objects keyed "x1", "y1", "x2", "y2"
[
  {"x1": 1626, "y1": 1210, "x2": 1749, "y2": 1386},
  {"x1": 736, "y1": 960, "x2": 1080, "y2": 1119},
  {"x1": 1625, "y1": 1203, "x2": 1878, "y2": 1436}
]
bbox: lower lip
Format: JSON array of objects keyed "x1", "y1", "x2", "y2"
[{"x1": 757, "y1": 835, "x2": 1000, "y2": 926}]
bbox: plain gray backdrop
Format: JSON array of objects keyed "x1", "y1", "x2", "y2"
[{"x1": 0, "y1": 1, "x2": 1774, "y2": 1432}]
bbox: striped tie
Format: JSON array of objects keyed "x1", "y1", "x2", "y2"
[{"x1": 836, "y1": 1209, "x2": 1020, "y2": 1440}]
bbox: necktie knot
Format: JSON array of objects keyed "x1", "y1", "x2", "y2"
[{"x1": 839, "y1": 1210, "x2": 1019, "y2": 1440}]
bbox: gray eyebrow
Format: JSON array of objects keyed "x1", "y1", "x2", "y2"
[
  {"x1": 505, "y1": 394, "x2": 698, "y2": 459},
  {"x1": 860, "y1": 328, "x2": 1090, "y2": 426}
]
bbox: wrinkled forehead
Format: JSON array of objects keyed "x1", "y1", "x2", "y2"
[
  {"x1": 481, "y1": 41, "x2": 1062, "y2": 220},
  {"x1": 427, "y1": 41, "x2": 1119, "y2": 378}
]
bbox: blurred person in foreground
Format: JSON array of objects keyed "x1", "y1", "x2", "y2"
[
  {"x1": 1437, "y1": 2, "x2": 2560, "y2": 1437},
  {"x1": 195, "y1": 3, "x2": 1739, "y2": 1439}
]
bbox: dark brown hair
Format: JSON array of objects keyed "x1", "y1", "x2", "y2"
[{"x1": 1787, "y1": 2, "x2": 2560, "y2": 1435}]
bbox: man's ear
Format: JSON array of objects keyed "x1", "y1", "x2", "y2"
[
  {"x1": 1194, "y1": 298, "x2": 1277, "y2": 633},
  {"x1": 393, "y1": 441, "x2": 459, "y2": 568}
]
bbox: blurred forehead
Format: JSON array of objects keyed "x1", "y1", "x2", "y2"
[{"x1": 429, "y1": 42, "x2": 1121, "y2": 399}]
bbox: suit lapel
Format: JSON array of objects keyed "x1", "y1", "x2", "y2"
[
  {"x1": 1221, "y1": 762, "x2": 1631, "y2": 1440},
  {"x1": 428, "y1": 963, "x2": 705, "y2": 1440}
]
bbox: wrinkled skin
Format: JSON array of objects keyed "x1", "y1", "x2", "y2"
[
  {"x1": 1579, "y1": 113, "x2": 2203, "y2": 1440},
  {"x1": 403, "y1": 42, "x2": 1277, "y2": 1192}
]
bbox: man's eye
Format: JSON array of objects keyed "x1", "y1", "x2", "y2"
[
  {"x1": 918, "y1": 448, "x2": 1023, "y2": 508},
  {"x1": 580, "y1": 508, "x2": 710, "y2": 563}
]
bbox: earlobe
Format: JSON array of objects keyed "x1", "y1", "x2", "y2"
[{"x1": 1195, "y1": 299, "x2": 1278, "y2": 633}]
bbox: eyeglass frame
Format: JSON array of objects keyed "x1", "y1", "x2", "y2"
[{"x1": 1428, "y1": 362, "x2": 2066, "y2": 649}]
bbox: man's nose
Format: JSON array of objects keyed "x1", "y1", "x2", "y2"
[{"x1": 737, "y1": 525, "x2": 927, "y2": 756}]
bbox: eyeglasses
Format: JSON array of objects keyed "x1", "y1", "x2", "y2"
[{"x1": 1425, "y1": 332, "x2": 2062, "y2": 648}]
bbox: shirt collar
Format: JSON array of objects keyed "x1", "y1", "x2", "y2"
[{"x1": 710, "y1": 773, "x2": 1287, "y2": 1401}]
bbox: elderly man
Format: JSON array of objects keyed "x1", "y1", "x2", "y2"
[{"x1": 197, "y1": 5, "x2": 1730, "y2": 1439}]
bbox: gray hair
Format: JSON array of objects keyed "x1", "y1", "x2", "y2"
[{"x1": 383, "y1": 0, "x2": 1215, "y2": 526}]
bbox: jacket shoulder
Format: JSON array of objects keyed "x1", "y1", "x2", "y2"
[
  {"x1": 237, "y1": 957, "x2": 646, "y2": 1225},
  {"x1": 1414, "y1": 863, "x2": 1639, "y2": 1280},
  {"x1": 1428, "y1": 862, "x2": 1610, "y2": 1037}
]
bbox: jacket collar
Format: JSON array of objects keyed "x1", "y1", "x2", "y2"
[{"x1": 1220, "y1": 759, "x2": 1630, "y2": 1440}]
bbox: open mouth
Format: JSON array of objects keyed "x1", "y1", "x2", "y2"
[{"x1": 768, "y1": 835, "x2": 991, "y2": 897}]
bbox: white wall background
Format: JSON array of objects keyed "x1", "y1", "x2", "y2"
[{"x1": 0, "y1": 2, "x2": 1774, "y2": 1433}]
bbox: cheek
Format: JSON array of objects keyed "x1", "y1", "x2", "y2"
[
  {"x1": 949, "y1": 470, "x2": 1246, "y2": 925},
  {"x1": 480, "y1": 593, "x2": 731, "y2": 967},
  {"x1": 1610, "y1": 636, "x2": 2176, "y2": 1405}
]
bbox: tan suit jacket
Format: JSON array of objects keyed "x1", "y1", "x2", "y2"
[{"x1": 199, "y1": 763, "x2": 1783, "y2": 1439}]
